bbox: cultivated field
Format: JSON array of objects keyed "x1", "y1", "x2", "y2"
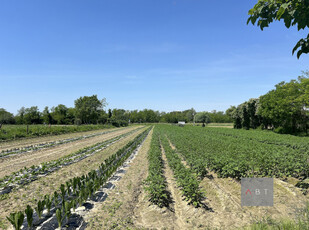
[
  {"x1": 1, "y1": 125, "x2": 308, "y2": 229},
  {"x1": 0, "y1": 124, "x2": 118, "y2": 141}
]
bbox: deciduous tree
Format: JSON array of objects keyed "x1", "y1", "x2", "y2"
[
  {"x1": 248, "y1": 0, "x2": 309, "y2": 58},
  {"x1": 74, "y1": 95, "x2": 106, "y2": 124}
]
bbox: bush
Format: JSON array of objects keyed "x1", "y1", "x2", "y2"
[{"x1": 108, "y1": 118, "x2": 128, "y2": 127}]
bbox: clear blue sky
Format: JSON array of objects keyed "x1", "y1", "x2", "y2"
[{"x1": 1, "y1": 0, "x2": 308, "y2": 114}]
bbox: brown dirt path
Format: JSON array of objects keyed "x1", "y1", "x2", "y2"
[
  {"x1": 0, "y1": 126, "x2": 141, "y2": 178},
  {"x1": 0, "y1": 127, "x2": 146, "y2": 229},
  {"x1": 0, "y1": 127, "x2": 125, "y2": 152}
]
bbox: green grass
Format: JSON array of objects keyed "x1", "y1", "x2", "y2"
[
  {"x1": 207, "y1": 123, "x2": 233, "y2": 126},
  {"x1": 186, "y1": 122, "x2": 233, "y2": 127}
]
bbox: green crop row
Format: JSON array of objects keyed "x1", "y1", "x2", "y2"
[
  {"x1": 159, "y1": 125, "x2": 309, "y2": 180},
  {"x1": 0, "y1": 124, "x2": 116, "y2": 141},
  {"x1": 207, "y1": 127, "x2": 309, "y2": 151},
  {"x1": 144, "y1": 128, "x2": 170, "y2": 207},
  {"x1": 158, "y1": 129, "x2": 204, "y2": 208},
  {"x1": 7, "y1": 127, "x2": 151, "y2": 230}
]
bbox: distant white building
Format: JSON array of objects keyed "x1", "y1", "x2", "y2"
[{"x1": 178, "y1": 121, "x2": 185, "y2": 126}]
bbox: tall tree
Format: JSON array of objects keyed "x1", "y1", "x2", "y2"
[
  {"x1": 42, "y1": 106, "x2": 53, "y2": 124},
  {"x1": 74, "y1": 95, "x2": 106, "y2": 124},
  {"x1": 184, "y1": 108, "x2": 196, "y2": 122},
  {"x1": 24, "y1": 106, "x2": 41, "y2": 124},
  {"x1": 195, "y1": 112, "x2": 211, "y2": 125},
  {"x1": 52, "y1": 104, "x2": 69, "y2": 124},
  {"x1": 248, "y1": 0, "x2": 309, "y2": 58},
  {"x1": 15, "y1": 107, "x2": 26, "y2": 124},
  {"x1": 0, "y1": 108, "x2": 15, "y2": 124}
]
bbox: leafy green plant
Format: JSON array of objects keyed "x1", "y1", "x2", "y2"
[
  {"x1": 71, "y1": 199, "x2": 76, "y2": 212},
  {"x1": 35, "y1": 200, "x2": 45, "y2": 220},
  {"x1": 156, "y1": 124, "x2": 309, "y2": 180},
  {"x1": 25, "y1": 205, "x2": 33, "y2": 229},
  {"x1": 60, "y1": 184, "x2": 66, "y2": 206},
  {"x1": 56, "y1": 208, "x2": 63, "y2": 228},
  {"x1": 64, "y1": 201, "x2": 72, "y2": 223},
  {"x1": 6, "y1": 211, "x2": 24, "y2": 230},
  {"x1": 44, "y1": 195, "x2": 52, "y2": 215},
  {"x1": 144, "y1": 131, "x2": 170, "y2": 207},
  {"x1": 159, "y1": 131, "x2": 204, "y2": 207},
  {"x1": 65, "y1": 181, "x2": 71, "y2": 195},
  {"x1": 53, "y1": 191, "x2": 59, "y2": 205}
]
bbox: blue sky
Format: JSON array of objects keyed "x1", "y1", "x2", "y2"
[{"x1": 1, "y1": 0, "x2": 308, "y2": 114}]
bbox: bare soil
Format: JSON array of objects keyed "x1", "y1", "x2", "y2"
[
  {"x1": 0, "y1": 127, "x2": 146, "y2": 229},
  {"x1": 0, "y1": 126, "x2": 140, "y2": 178}
]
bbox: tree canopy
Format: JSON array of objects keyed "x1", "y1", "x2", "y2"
[
  {"x1": 0, "y1": 108, "x2": 15, "y2": 124},
  {"x1": 248, "y1": 0, "x2": 309, "y2": 58},
  {"x1": 231, "y1": 71, "x2": 309, "y2": 134},
  {"x1": 195, "y1": 112, "x2": 211, "y2": 124},
  {"x1": 74, "y1": 95, "x2": 106, "y2": 124}
]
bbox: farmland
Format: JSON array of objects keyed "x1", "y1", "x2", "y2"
[
  {"x1": 0, "y1": 124, "x2": 122, "y2": 142},
  {"x1": 1, "y1": 124, "x2": 309, "y2": 229}
]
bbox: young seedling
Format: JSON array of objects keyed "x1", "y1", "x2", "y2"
[
  {"x1": 25, "y1": 205, "x2": 33, "y2": 229},
  {"x1": 65, "y1": 181, "x2": 71, "y2": 195},
  {"x1": 71, "y1": 199, "x2": 76, "y2": 212},
  {"x1": 6, "y1": 211, "x2": 24, "y2": 230},
  {"x1": 72, "y1": 177, "x2": 78, "y2": 194},
  {"x1": 78, "y1": 196, "x2": 83, "y2": 207},
  {"x1": 60, "y1": 184, "x2": 66, "y2": 198},
  {"x1": 55, "y1": 208, "x2": 63, "y2": 229},
  {"x1": 35, "y1": 200, "x2": 45, "y2": 220},
  {"x1": 64, "y1": 201, "x2": 72, "y2": 223},
  {"x1": 86, "y1": 181, "x2": 94, "y2": 198},
  {"x1": 60, "y1": 184, "x2": 66, "y2": 206},
  {"x1": 44, "y1": 195, "x2": 52, "y2": 215},
  {"x1": 54, "y1": 191, "x2": 59, "y2": 206}
]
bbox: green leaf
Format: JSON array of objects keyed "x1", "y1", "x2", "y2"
[{"x1": 277, "y1": 7, "x2": 285, "y2": 19}]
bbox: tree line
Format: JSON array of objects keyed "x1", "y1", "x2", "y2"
[
  {"x1": 229, "y1": 71, "x2": 309, "y2": 134},
  {"x1": 0, "y1": 96, "x2": 232, "y2": 126}
]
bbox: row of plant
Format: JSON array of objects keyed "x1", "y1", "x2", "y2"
[
  {"x1": 0, "y1": 127, "x2": 128, "y2": 158},
  {"x1": 0, "y1": 124, "x2": 119, "y2": 141},
  {"x1": 0, "y1": 127, "x2": 143, "y2": 195},
  {"x1": 144, "y1": 129, "x2": 170, "y2": 207},
  {"x1": 165, "y1": 135, "x2": 208, "y2": 179},
  {"x1": 206, "y1": 127, "x2": 309, "y2": 151},
  {"x1": 160, "y1": 125, "x2": 309, "y2": 180},
  {"x1": 158, "y1": 129, "x2": 204, "y2": 207},
  {"x1": 6, "y1": 127, "x2": 151, "y2": 230}
]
